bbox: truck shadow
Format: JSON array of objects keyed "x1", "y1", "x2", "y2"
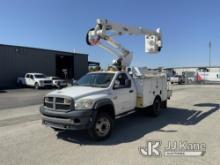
[{"x1": 56, "y1": 103, "x2": 219, "y2": 145}]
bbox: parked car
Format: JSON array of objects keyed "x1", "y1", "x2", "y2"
[
  {"x1": 17, "y1": 73, "x2": 52, "y2": 89},
  {"x1": 169, "y1": 75, "x2": 185, "y2": 84},
  {"x1": 49, "y1": 76, "x2": 67, "y2": 88}
]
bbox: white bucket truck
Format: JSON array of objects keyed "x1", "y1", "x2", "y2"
[{"x1": 40, "y1": 19, "x2": 171, "y2": 140}]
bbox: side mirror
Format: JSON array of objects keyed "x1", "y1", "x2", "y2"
[{"x1": 113, "y1": 80, "x2": 120, "y2": 89}]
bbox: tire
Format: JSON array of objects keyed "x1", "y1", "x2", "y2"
[
  {"x1": 34, "y1": 82, "x2": 40, "y2": 90},
  {"x1": 150, "y1": 97, "x2": 161, "y2": 117},
  {"x1": 88, "y1": 112, "x2": 113, "y2": 141}
]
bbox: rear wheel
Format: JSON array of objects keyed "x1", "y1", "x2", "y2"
[
  {"x1": 150, "y1": 97, "x2": 161, "y2": 117},
  {"x1": 88, "y1": 112, "x2": 113, "y2": 141}
]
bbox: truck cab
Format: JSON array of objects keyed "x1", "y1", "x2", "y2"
[{"x1": 40, "y1": 69, "x2": 171, "y2": 140}]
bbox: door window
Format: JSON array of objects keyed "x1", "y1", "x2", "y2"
[
  {"x1": 30, "y1": 75, "x2": 34, "y2": 79},
  {"x1": 114, "y1": 73, "x2": 131, "y2": 89}
]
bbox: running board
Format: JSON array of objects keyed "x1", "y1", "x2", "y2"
[{"x1": 115, "y1": 109, "x2": 136, "y2": 119}]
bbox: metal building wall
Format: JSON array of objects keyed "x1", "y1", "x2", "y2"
[
  {"x1": 0, "y1": 45, "x2": 56, "y2": 88},
  {"x1": 73, "y1": 53, "x2": 88, "y2": 80},
  {"x1": 0, "y1": 44, "x2": 89, "y2": 89}
]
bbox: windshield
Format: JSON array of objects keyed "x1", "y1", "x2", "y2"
[
  {"x1": 77, "y1": 73, "x2": 114, "y2": 88},
  {"x1": 34, "y1": 74, "x2": 46, "y2": 78}
]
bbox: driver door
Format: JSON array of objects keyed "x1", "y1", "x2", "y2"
[
  {"x1": 111, "y1": 73, "x2": 136, "y2": 115},
  {"x1": 29, "y1": 75, "x2": 35, "y2": 86}
]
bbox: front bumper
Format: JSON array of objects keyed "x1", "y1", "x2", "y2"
[
  {"x1": 40, "y1": 106, "x2": 93, "y2": 130},
  {"x1": 53, "y1": 83, "x2": 67, "y2": 87},
  {"x1": 39, "y1": 83, "x2": 52, "y2": 87}
]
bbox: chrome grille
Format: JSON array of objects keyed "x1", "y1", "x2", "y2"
[
  {"x1": 44, "y1": 80, "x2": 52, "y2": 83},
  {"x1": 44, "y1": 97, "x2": 72, "y2": 111},
  {"x1": 55, "y1": 104, "x2": 70, "y2": 110},
  {"x1": 45, "y1": 102, "x2": 53, "y2": 108},
  {"x1": 56, "y1": 98, "x2": 64, "y2": 103},
  {"x1": 47, "y1": 97, "x2": 53, "y2": 102}
]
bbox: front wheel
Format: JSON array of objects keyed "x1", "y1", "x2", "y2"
[
  {"x1": 34, "y1": 82, "x2": 40, "y2": 90},
  {"x1": 88, "y1": 112, "x2": 113, "y2": 141}
]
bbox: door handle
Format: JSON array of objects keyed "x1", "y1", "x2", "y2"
[{"x1": 129, "y1": 90, "x2": 133, "y2": 93}]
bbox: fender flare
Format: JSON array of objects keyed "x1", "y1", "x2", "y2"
[
  {"x1": 87, "y1": 99, "x2": 115, "y2": 128},
  {"x1": 93, "y1": 98, "x2": 114, "y2": 110}
]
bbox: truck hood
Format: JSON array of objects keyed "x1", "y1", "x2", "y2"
[{"x1": 47, "y1": 86, "x2": 108, "y2": 99}]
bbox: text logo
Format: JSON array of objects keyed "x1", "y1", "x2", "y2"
[{"x1": 139, "y1": 140, "x2": 161, "y2": 157}]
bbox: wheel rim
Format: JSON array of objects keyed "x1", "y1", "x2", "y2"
[{"x1": 95, "y1": 116, "x2": 110, "y2": 137}]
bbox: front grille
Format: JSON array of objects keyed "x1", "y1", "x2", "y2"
[
  {"x1": 55, "y1": 104, "x2": 70, "y2": 110},
  {"x1": 47, "y1": 97, "x2": 53, "y2": 102},
  {"x1": 45, "y1": 102, "x2": 53, "y2": 108},
  {"x1": 56, "y1": 98, "x2": 64, "y2": 103},
  {"x1": 44, "y1": 80, "x2": 52, "y2": 83},
  {"x1": 44, "y1": 97, "x2": 73, "y2": 111}
]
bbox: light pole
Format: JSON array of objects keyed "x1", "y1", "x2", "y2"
[{"x1": 209, "y1": 41, "x2": 211, "y2": 67}]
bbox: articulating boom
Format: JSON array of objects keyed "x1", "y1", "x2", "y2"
[{"x1": 86, "y1": 19, "x2": 162, "y2": 70}]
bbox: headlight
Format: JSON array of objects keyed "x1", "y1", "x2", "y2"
[
  {"x1": 39, "y1": 80, "x2": 44, "y2": 83},
  {"x1": 75, "y1": 99, "x2": 94, "y2": 110},
  {"x1": 64, "y1": 98, "x2": 71, "y2": 104}
]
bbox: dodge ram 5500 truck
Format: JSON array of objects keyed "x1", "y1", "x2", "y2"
[{"x1": 40, "y1": 68, "x2": 172, "y2": 140}]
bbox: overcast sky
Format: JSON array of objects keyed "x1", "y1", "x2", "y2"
[{"x1": 0, "y1": 0, "x2": 220, "y2": 68}]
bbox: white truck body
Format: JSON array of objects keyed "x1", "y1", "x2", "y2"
[
  {"x1": 17, "y1": 73, "x2": 52, "y2": 89},
  {"x1": 134, "y1": 72, "x2": 169, "y2": 108},
  {"x1": 45, "y1": 70, "x2": 171, "y2": 112},
  {"x1": 40, "y1": 69, "x2": 172, "y2": 140},
  {"x1": 40, "y1": 19, "x2": 167, "y2": 140}
]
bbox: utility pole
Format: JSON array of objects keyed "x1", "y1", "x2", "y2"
[{"x1": 209, "y1": 41, "x2": 211, "y2": 67}]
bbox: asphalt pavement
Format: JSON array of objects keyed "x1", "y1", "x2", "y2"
[{"x1": 0, "y1": 85, "x2": 220, "y2": 165}]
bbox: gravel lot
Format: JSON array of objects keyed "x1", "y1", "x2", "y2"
[{"x1": 0, "y1": 85, "x2": 219, "y2": 165}]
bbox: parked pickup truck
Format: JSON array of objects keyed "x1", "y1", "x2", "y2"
[
  {"x1": 17, "y1": 73, "x2": 52, "y2": 89},
  {"x1": 169, "y1": 75, "x2": 185, "y2": 84},
  {"x1": 40, "y1": 68, "x2": 172, "y2": 140},
  {"x1": 48, "y1": 76, "x2": 67, "y2": 89}
]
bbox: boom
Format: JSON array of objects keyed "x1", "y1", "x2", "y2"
[{"x1": 86, "y1": 19, "x2": 162, "y2": 70}]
